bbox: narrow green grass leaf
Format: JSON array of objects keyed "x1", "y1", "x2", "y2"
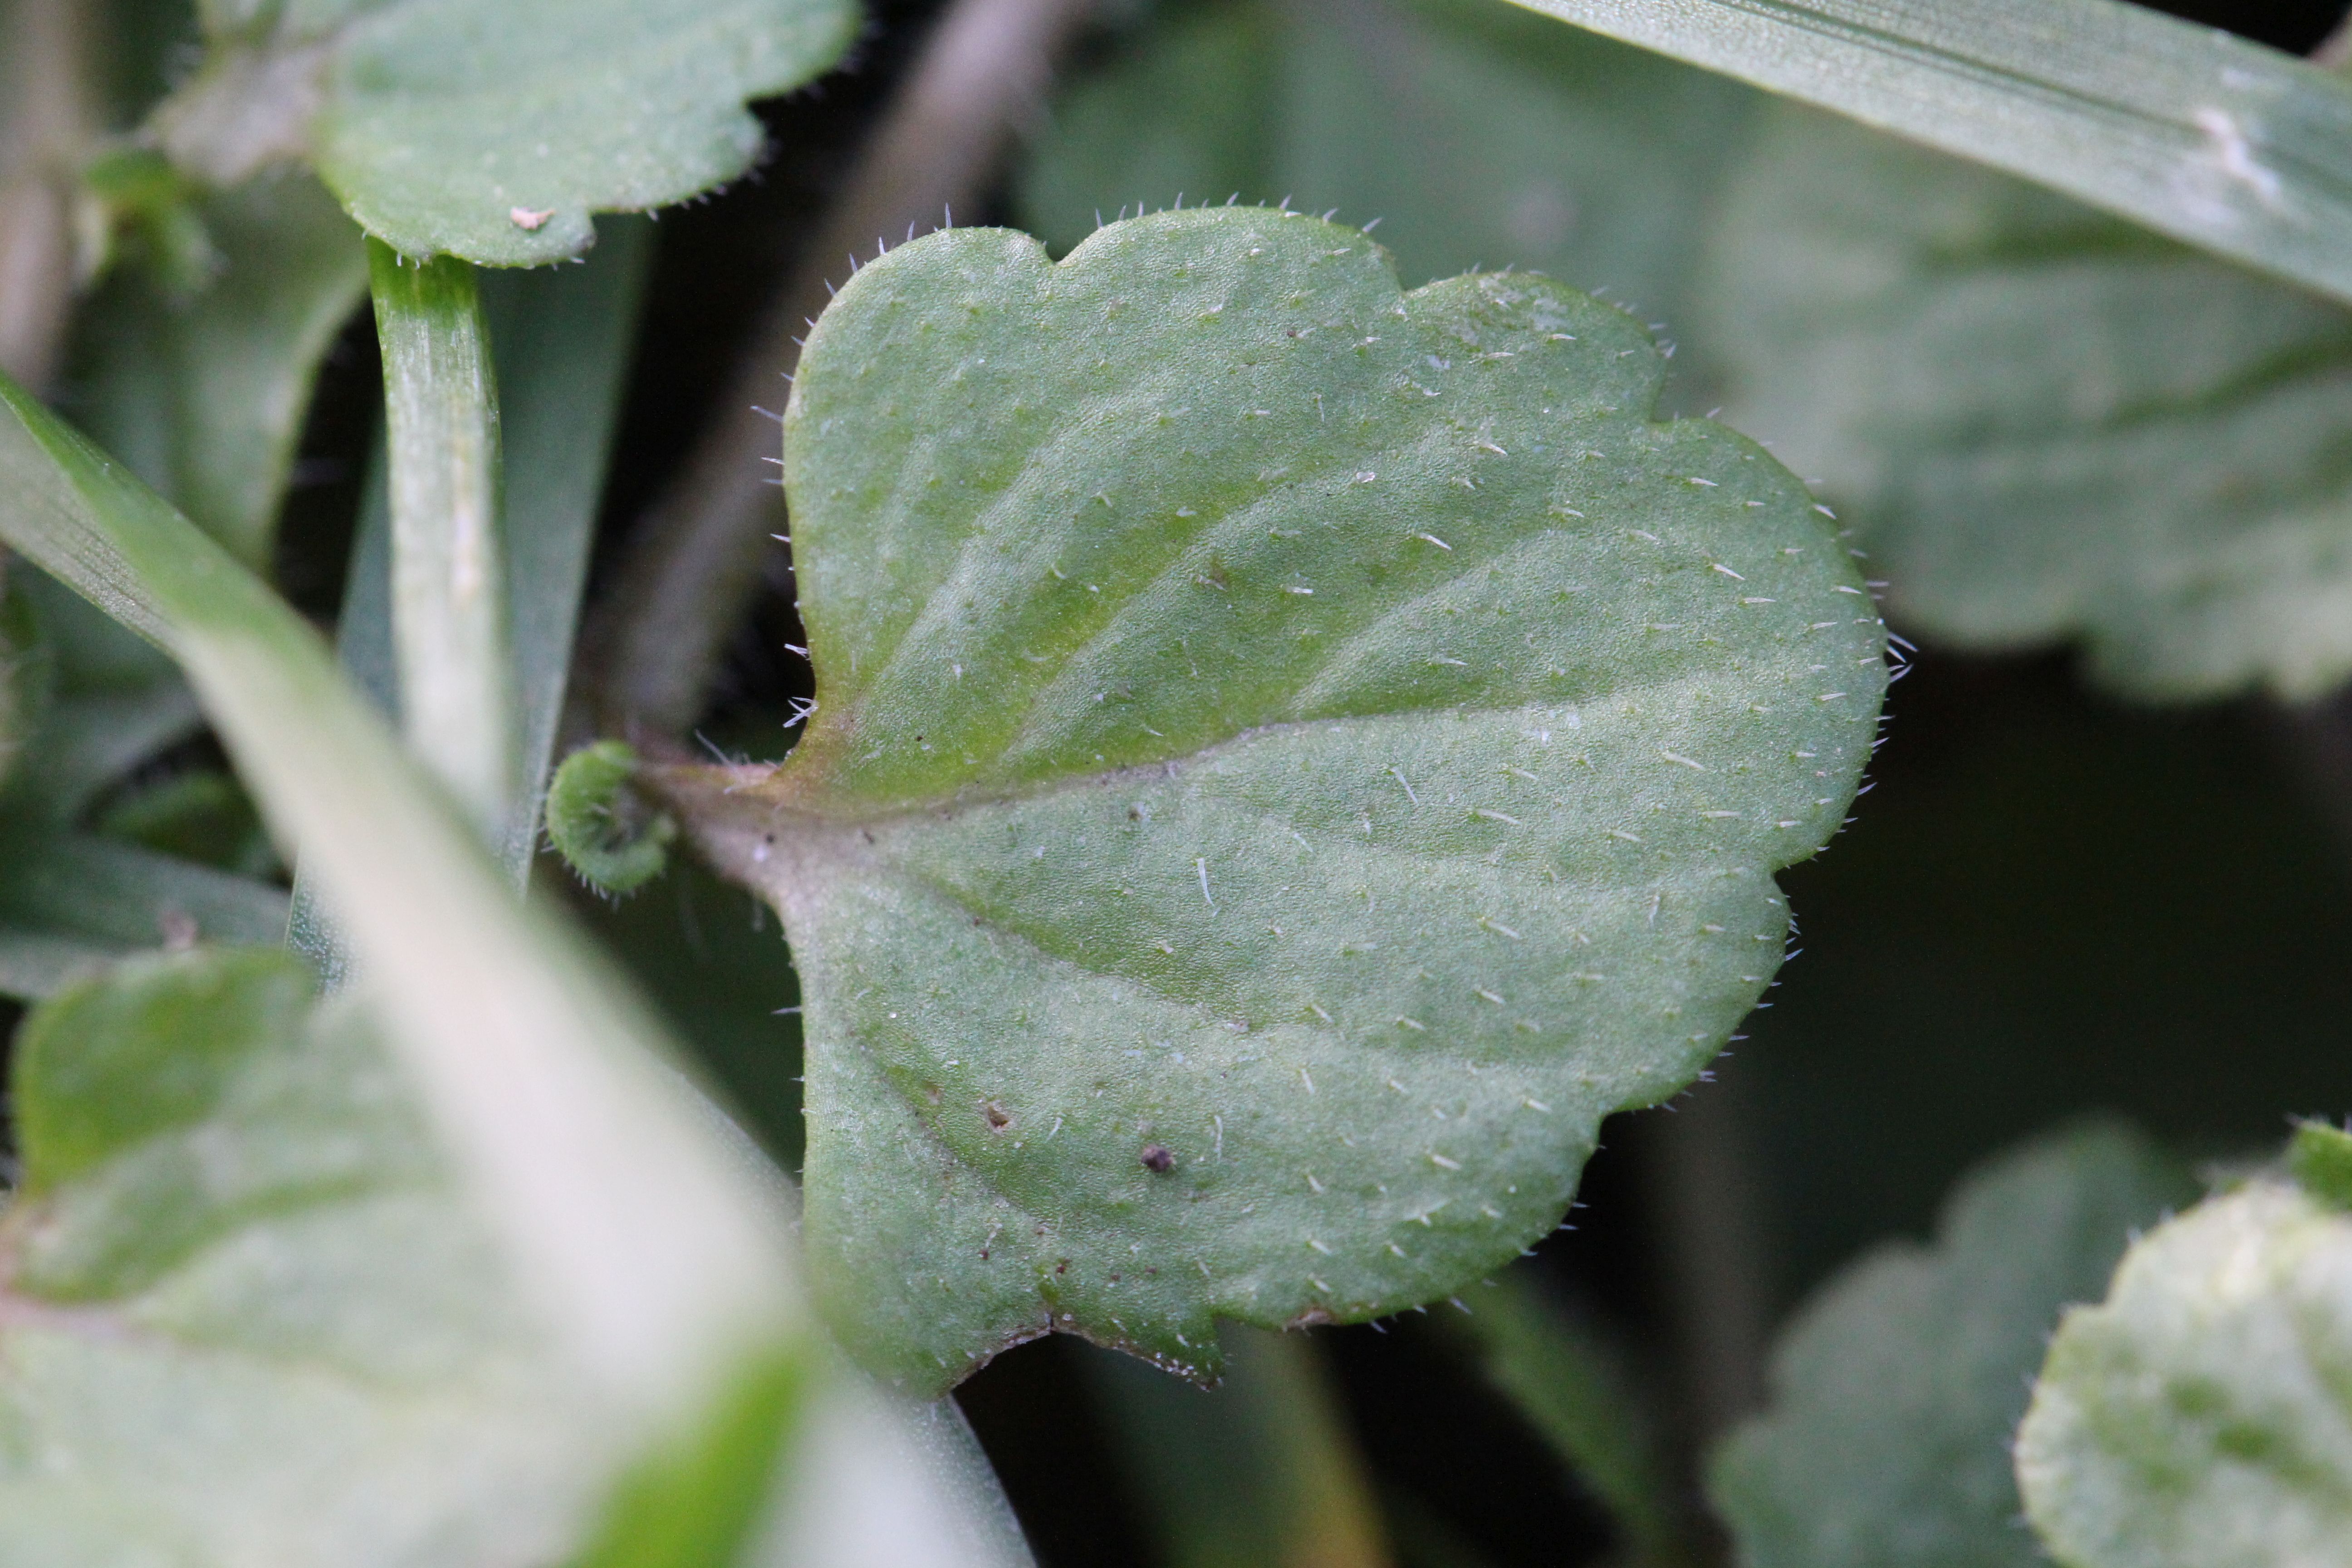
[
  {"x1": 653, "y1": 207, "x2": 1885, "y2": 1392},
  {"x1": 368, "y1": 240, "x2": 514, "y2": 843},
  {"x1": 1711, "y1": 1122, "x2": 2194, "y2": 1568},
  {"x1": 155, "y1": 0, "x2": 858, "y2": 265},
  {"x1": 2017, "y1": 1144, "x2": 2352, "y2": 1568},
  {"x1": 1695, "y1": 103, "x2": 2352, "y2": 701},
  {"x1": 1507, "y1": 0, "x2": 2352, "y2": 308}
]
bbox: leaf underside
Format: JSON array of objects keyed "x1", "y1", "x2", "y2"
[
  {"x1": 167, "y1": 0, "x2": 858, "y2": 265},
  {"x1": 1699, "y1": 105, "x2": 2352, "y2": 702},
  {"x1": 671, "y1": 208, "x2": 1885, "y2": 1393},
  {"x1": 0, "y1": 948, "x2": 619, "y2": 1566},
  {"x1": 1710, "y1": 1121, "x2": 2194, "y2": 1568},
  {"x1": 2016, "y1": 1167, "x2": 2352, "y2": 1568}
]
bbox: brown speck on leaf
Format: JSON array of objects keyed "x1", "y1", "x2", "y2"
[
  {"x1": 1141, "y1": 1143, "x2": 1176, "y2": 1173},
  {"x1": 509, "y1": 206, "x2": 554, "y2": 231},
  {"x1": 984, "y1": 1101, "x2": 1011, "y2": 1131}
]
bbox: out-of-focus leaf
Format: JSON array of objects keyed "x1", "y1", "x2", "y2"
[
  {"x1": 2015, "y1": 1131, "x2": 2352, "y2": 1568},
  {"x1": 1019, "y1": 0, "x2": 1755, "y2": 314},
  {"x1": 95, "y1": 767, "x2": 279, "y2": 878},
  {"x1": 1698, "y1": 103, "x2": 2352, "y2": 701},
  {"x1": 0, "y1": 946, "x2": 634, "y2": 1562},
  {"x1": 153, "y1": 0, "x2": 858, "y2": 265},
  {"x1": 1710, "y1": 1121, "x2": 2195, "y2": 1568},
  {"x1": 650, "y1": 208, "x2": 1885, "y2": 1392},
  {"x1": 1449, "y1": 1269, "x2": 1684, "y2": 1566},
  {"x1": 1084, "y1": 1326, "x2": 1392, "y2": 1568},
  {"x1": 0, "y1": 559, "x2": 48, "y2": 791},
  {"x1": 1505, "y1": 0, "x2": 2352, "y2": 312},
  {"x1": 64, "y1": 171, "x2": 366, "y2": 567},
  {"x1": 0, "y1": 370, "x2": 823, "y2": 1558}
]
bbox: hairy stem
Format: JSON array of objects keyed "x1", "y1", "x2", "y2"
[
  {"x1": 368, "y1": 239, "x2": 515, "y2": 845},
  {"x1": 0, "y1": 0, "x2": 91, "y2": 393},
  {"x1": 578, "y1": 0, "x2": 1094, "y2": 741}
]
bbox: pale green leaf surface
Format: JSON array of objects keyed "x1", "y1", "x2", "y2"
[
  {"x1": 2016, "y1": 1152, "x2": 2352, "y2": 1568},
  {"x1": 1696, "y1": 104, "x2": 2352, "y2": 701},
  {"x1": 1506, "y1": 0, "x2": 2352, "y2": 310},
  {"x1": 664, "y1": 208, "x2": 1884, "y2": 1392},
  {"x1": 1018, "y1": 0, "x2": 1756, "y2": 309},
  {"x1": 1709, "y1": 1122, "x2": 2195, "y2": 1568},
  {"x1": 64, "y1": 172, "x2": 366, "y2": 567},
  {"x1": 0, "y1": 947, "x2": 619, "y2": 1565},
  {"x1": 160, "y1": 0, "x2": 858, "y2": 264}
]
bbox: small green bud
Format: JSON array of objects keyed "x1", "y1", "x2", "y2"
[{"x1": 545, "y1": 740, "x2": 676, "y2": 895}]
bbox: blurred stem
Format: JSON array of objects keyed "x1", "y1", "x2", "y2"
[
  {"x1": 577, "y1": 0, "x2": 1095, "y2": 742},
  {"x1": 368, "y1": 239, "x2": 514, "y2": 846},
  {"x1": 1084, "y1": 1328, "x2": 1391, "y2": 1568},
  {"x1": 1445, "y1": 1270, "x2": 1693, "y2": 1567},
  {"x1": 0, "y1": 0, "x2": 91, "y2": 392},
  {"x1": 1642, "y1": 1059, "x2": 1771, "y2": 1454}
]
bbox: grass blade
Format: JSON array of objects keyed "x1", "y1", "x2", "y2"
[
  {"x1": 368, "y1": 240, "x2": 515, "y2": 844},
  {"x1": 1506, "y1": 0, "x2": 2352, "y2": 305}
]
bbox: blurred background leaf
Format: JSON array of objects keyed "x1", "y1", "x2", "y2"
[
  {"x1": 1710, "y1": 1121, "x2": 2195, "y2": 1568},
  {"x1": 1697, "y1": 103, "x2": 2352, "y2": 703}
]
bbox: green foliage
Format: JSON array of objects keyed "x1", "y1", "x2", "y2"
[
  {"x1": 1018, "y1": 0, "x2": 1755, "y2": 305},
  {"x1": 663, "y1": 206, "x2": 1884, "y2": 1392},
  {"x1": 549, "y1": 739, "x2": 677, "y2": 895},
  {"x1": 2288, "y1": 1121, "x2": 2352, "y2": 1212},
  {"x1": 1503, "y1": 0, "x2": 2352, "y2": 311},
  {"x1": 1697, "y1": 104, "x2": 2352, "y2": 701},
  {"x1": 1711, "y1": 1122, "x2": 2195, "y2": 1568},
  {"x1": 65, "y1": 172, "x2": 367, "y2": 568},
  {"x1": 153, "y1": 0, "x2": 860, "y2": 264},
  {"x1": 0, "y1": 947, "x2": 631, "y2": 1562},
  {"x1": 2016, "y1": 1137, "x2": 2352, "y2": 1568}
]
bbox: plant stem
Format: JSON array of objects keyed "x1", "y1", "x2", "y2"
[
  {"x1": 576, "y1": 0, "x2": 1093, "y2": 741},
  {"x1": 0, "y1": 0, "x2": 91, "y2": 393},
  {"x1": 367, "y1": 238, "x2": 515, "y2": 845}
]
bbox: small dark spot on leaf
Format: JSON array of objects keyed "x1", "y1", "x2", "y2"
[
  {"x1": 1141, "y1": 1143, "x2": 1176, "y2": 1172},
  {"x1": 984, "y1": 1101, "x2": 1011, "y2": 1130},
  {"x1": 1056, "y1": 1259, "x2": 1069, "y2": 1274}
]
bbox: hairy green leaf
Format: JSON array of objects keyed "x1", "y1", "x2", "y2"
[
  {"x1": 64, "y1": 171, "x2": 366, "y2": 568},
  {"x1": 2016, "y1": 1137, "x2": 2352, "y2": 1568},
  {"x1": 1018, "y1": 0, "x2": 1756, "y2": 305},
  {"x1": 1506, "y1": 0, "x2": 2352, "y2": 311},
  {"x1": 662, "y1": 207, "x2": 1885, "y2": 1393},
  {"x1": 154, "y1": 0, "x2": 858, "y2": 264},
  {"x1": 1710, "y1": 1121, "x2": 2194, "y2": 1568},
  {"x1": 0, "y1": 946, "x2": 632, "y2": 1563},
  {"x1": 1697, "y1": 104, "x2": 2352, "y2": 701}
]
